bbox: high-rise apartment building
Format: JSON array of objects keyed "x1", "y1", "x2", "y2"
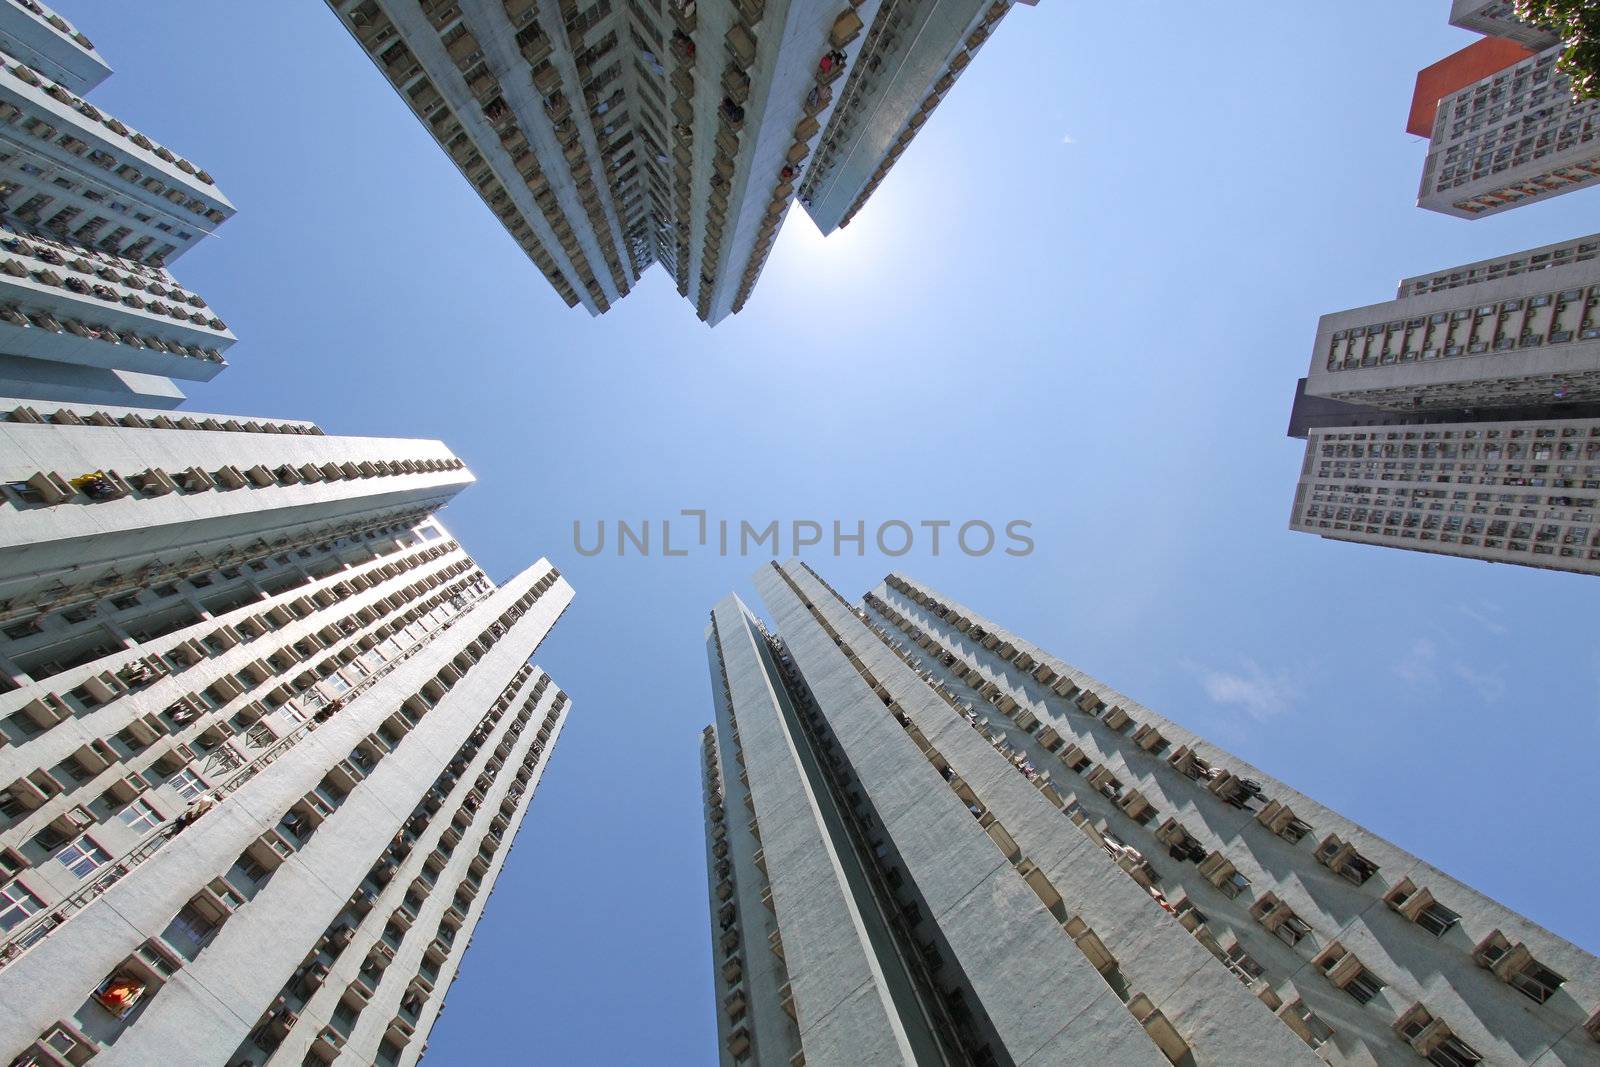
[
  {"x1": 0, "y1": 1, "x2": 110, "y2": 95},
  {"x1": 1286, "y1": 233, "x2": 1600, "y2": 574},
  {"x1": 0, "y1": 0, "x2": 235, "y2": 410},
  {"x1": 702, "y1": 561, "x2": 1600, "y2": 1066},
  {"x1": 0, "y1": 395, "x2": 574, "y2": 1067},
  {"x1": 324, "y1": 0, "x2": 1029, "y2": 324},
  {"x1": 1414, "y1": 3, "x2": 1600, "y2": 218},
  {"x1": 1447, "y1": 0, "x2": 1561, "y2": 52}
]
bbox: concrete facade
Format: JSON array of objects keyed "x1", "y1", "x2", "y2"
[
  {"x1": 0, "y1": 4, "x2": 234, "y2": 409},
  {"x1": 1287, "y1": 238, "x2": 1600, "y2": 576},
  {"x1": 0, "y1": 399, "x2": 575, "y2": 1066},
  {"x1": 703, "y1": 562, "x2": 1600, "y2": 1065},
  {"x1": 1304, "y1": 235, "x2": 1600, "y2": 414},
  {"x1": 1289, "y1": 414, "x2": 1600, "y2": 575},
  {"x1": 323, "y1": 0, "x2": 1029, "y2": 324},
  {"x1": 0, "y1": 1, "x2": 110, "y2": 96},
  {"x1": 1447, "y1": 0, "x2": 1561, "y2": 53},
  {"x1": 1416, "y1": 10, "x2": 1600, "y2": 219}
]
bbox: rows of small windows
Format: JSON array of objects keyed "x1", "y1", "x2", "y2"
[
  {"x1": 588, "y1": 12, "x2": 666, "y2": 280},
  {"x1": 774, "y1": 566, "x2": 1190, "y2": 1067},
  {"x1": 1434, "y1": 108, "x2": 1599, "y2": 196},
  {"x1": 876, "y1": 576, "x2": 1593, "y2": 1061},
  {"x1": 833, "y1": 9, "x2": 998, "y2": 231},
  {"x1": 1324, "y1": 368, "x2": 1600, "y2": 413},
  {"x1": 691, "y1": 0, "x2": 767, "y2": 320},
  {"x1": 0, "y1": 300, "x2": 224, "y2": 366},
  {"x1": 1302, "y1": 427, "x2": 1600, "y2": 558},
  {"x1": 0, "y1": 229, "x2": 227, "y2": 339},
  {"x1": 1312, "y1": 423, "x2": 1600, "y2": 473},
  {"x1": 0, "y1": 505, "x2": 438, "y2": 639},
  {"x1": 0, "y1": 563, "x2": 486, "y2": 924},
  {"x1": 621, "y1": 0, "x2": 669, "y2": 270},
  {"x1": 704, "y1": 615, "x2": 794, "y2": 1065},
  {"x1": 430, "y1": 0, "x2": 629, "y2": 306},
  {"x1": 772, "y1": 624, "x2": 1015, "y2": 1066},
  {"x1": 1452, "y1": 0, "x2": 1558, "y2": 49},
  {"x1": 1438, "y1": 48, "x2": 1561, "y2": 145},
  {"x1": 4, "y1": 453, "x2": 464, "y2": 509},
  {"x1": 867, "y1": 595, "x2": 1370, "y2": 1034},
  {"x1": 1309, "y1": 454, "x2": 1600, "y2": 488},
  {"x1": 729, "y1": 10, "x2": 860, "y2": 315},
  {"x1": 1399, "y1": 238, "x2": 1599, "y2": 298},
  {"x1": 1434, "y1": 50, "x2": 1595, "y2": 182},
  {"x1": 508, "y1": 15, "x2": 627, "y2": 308},
  {"x1": 4, "y1": 402, "x2": 321, "y2": 435},
  {"x1": 857, "y1": 589, "x2": 1315, "y2": 1059},
  {"x1": 0, "y1": 153, "x2": 188, "y2": 267},
  {"x1": 233, "y1": 670, "x2": 561, "y2": 1066},
  {"x1": 1323, "y1": 284, "x2": 1599, "y2": 373},
  {"x1": 0, "y1": 573, "x2": 558, "y2": 1014},
  {"x1": 0, "y1": 558, "x2": 480, "y2": 833},
  {"x1": 0, "y1": 60, "x2": 219, "y2": 193},
  {"x1": 1304, "y1": 483, "x2": 1596, "y2": 525},
  {"x1": 1448, "y1": 158, "x2": 1600, "y2": 215},
  {"x1": 796, "y1": 0, "x2": 911, "y2": 204},
  {"x1": 8, "y1": 0, "x2": 97, "y2": 53},
  {"x1": 1298, "y1": 494, "x2": 1600, "y2": 561},
  {"x1": 338, "y1": 0, "x2": 592, "y2": 307},
  {"x1": 1, "y1": 227, "x2": 205, "y2": 301},
  {"x1": 5, "y1": 663, "x2": 556, "y2": 1066},
  {"x1": 541, "y1": 5, "x2": 631, "y2": 306},
  {"x1": 0, "y1": 69, "x2": 223, "y2": 266},
  {"x1": 664, "y1": 0, "x2": 696, "y2": 295},
  {"x1": 1, "y1": 539, "x2": 470, "y2": 720},
  {"x1": 0, "y1": 508, "x2": 449, "y2": 678}
]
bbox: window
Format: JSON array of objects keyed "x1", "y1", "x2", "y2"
[
  {"x1": 1345, "y1": 966, "x2": 1385, "y2": 1004},
  {"x1": 165, "y1": 900, "x2": 218, "y2": 953},
  {"x1": 0, "y1": 879, "x2": 42, "y2": 931},
  {"x1": 1417, "y1": 900, "x2": 1460, "y2": 937},
  {"x1": 117, "y1": 799, "x2": 163, "y2": 834},
  {"x1": 1224, "y1": 941, "x2": 1263, "y2": 983},
  {"x1": 1509, "y1": 961, "x2": 1566, "y2": 1004},
  {"x1": 1474, "y1": 930, "x2": 1566, "y2": 1003},
  {"x1": 1425, "y1": 1037, "x2": 1483, "y2": 1067},
  {"x1": 1285, "y1": 999, "x2": 1333, "y2": 1048},
  {"x1": 170, "y1": 768, "x2": 206, "y2": 800},
  {"x1": 56, "y1": 835, "x2": 110, "y2": 878},
  {"x1": 234, "y1": 855, "x2": 269, "y2": 884}
]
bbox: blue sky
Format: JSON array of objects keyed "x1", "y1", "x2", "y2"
[{"x1": 53, "y1": 1, "x2": 1600, "y2": 1063}]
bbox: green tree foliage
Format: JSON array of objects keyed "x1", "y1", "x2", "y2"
[{"x1": 1516, "y1": 0, "x2": 1600, "y2": 98}]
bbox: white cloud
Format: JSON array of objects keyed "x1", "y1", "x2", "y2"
[
  {"x1": 1393, "y1": 636, "x2": 1503, "y2": 702},
  {"x1": 1452, "y1": 661, "x2": 1506, "y2": 703},
  {"x1": 1392, "y1": 637, "x2": 1438, "y2": 687},
  {"x1": 1190, "y1": 659, "x2": 1297, "y2": 721},
  {"x1": 1061, "y1": 133, "x2": 1076, "y2": 145},
  {"x1": 1457, "y1": 602, "x2": 1508, "y2": 636}
]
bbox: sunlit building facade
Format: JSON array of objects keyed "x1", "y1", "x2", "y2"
[
  {"x1": 0, "y1": 1, "x2": 236, "y2": 410},
  {"x1": 324, "y1": 0, "x2": 1032, "y2": 324},
  {"x1": 1287, "y1": 234, "x2": 1600, "y2": 575},
  {"x1": 702, "y1": 561, "x2": 1600, "y2": 1066},
  {"x1": 1415, "y1": 2, "x2": 1600, "y2": 218},
  {"x1": 0, "y1": 396, "x2": 573, "y2": 1067}
]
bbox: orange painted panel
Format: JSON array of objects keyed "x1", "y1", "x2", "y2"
[{"x1": 1408, "y1": 37, "x2": 1535, "y2": 138}]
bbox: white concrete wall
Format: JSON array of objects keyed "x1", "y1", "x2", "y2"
[
  {"x1": 0, "y1": 562, "x2": 572, "y2": 1065},
  {"x1": 876, "y1": 571, "x2": 1600, "y2": 1067}
]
